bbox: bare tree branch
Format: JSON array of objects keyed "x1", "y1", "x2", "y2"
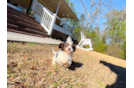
[
  {"x1": 89, "y1": 0, "x2": 102, "y2": 22},
  {"x1": 80, "y1": 0, "x2": 87, "y2": 15},
  {"x1": 83, "y1": 0, "x2": 95, "y2": 33},
  {"x1": 78, "y1": 0, "x2": 113, "y2": 37},
  {"x1": 84, "y1": 0, "x2": 103, "y2": 36}
]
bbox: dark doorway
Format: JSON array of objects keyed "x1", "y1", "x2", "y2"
[{"x1": 7, "y1": 0, "x2": 10, "y2": 3}]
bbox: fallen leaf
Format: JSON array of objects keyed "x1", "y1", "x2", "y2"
[
  {"x1": 30, "y1": 66, "x2": 37, "y2": 70},
  {"x1": 52, "y1": 69, "x2": 55, "y2": 72},
  {"x1": 69, "y1": 78, "x2": 71, "y2": 80},
  {"x1": 23, "y1": 55, "x2": 26, "y2": 59},
  {"x1": 10, "y1": 77, "x2": 14, "y2": 81},
  {"x1": 52, "y1": 69, "x2": 57, "y2": 75},
  {"x1": 83, "y1": 72, "x2": 89, "y2": 76}
]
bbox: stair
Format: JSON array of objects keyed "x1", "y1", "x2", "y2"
[{"x1": 7, "y1": 6, "x2": 50, "y2": 38}]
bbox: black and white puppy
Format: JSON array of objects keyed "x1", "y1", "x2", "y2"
[{"x1": 52, "y1": 36, "x2": 76, "y2": 68}]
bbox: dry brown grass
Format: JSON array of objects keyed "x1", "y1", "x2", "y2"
[{"x1": 7, "y1": 42, "x2": 126, "y2": 88}]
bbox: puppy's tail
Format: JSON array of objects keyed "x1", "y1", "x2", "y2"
[{"x1": 52, "y1": 49, "x2": 56, "y2": 55}]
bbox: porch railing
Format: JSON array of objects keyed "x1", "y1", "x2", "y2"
[
  {"x1": 31, "y1": 0, "x2": 56, "y2": 35},
  {"x1": 31, "y1": 0, "x2": 73, "y2": 35}
]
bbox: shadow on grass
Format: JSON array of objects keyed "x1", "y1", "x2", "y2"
[
  {"x1": 68, "y1": 61, "x2": 83, "y2": 71},
  {"x1": 100, "y1": 60, "x2": 126, "y2": 88}
]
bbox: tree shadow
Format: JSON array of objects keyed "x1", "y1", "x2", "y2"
[
  {"x1": 100, "y1": 60, "x2": 126, "y2": 88},
  {"x1": 68, "y1": 61, "x2": 83, "y2": 71}
]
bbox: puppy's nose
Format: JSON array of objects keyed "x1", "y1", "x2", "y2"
[{"x1": 69, "y1": 48, "x2": 71, "y2": 51}]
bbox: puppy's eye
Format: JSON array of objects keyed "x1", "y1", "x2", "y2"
[{"x1": 66, "y1": 45, "x2": 68, "y2": 47}]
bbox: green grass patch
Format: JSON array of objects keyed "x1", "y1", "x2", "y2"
[
  {"x1": 54, "y1": 82, "x2": 58, "y2": 86},
  {"x1": 53, "y1": 65, "x2": 59, "y2": 71},
  {"x1": 7, "y1": 67, "x2": 12, "y2": 71},
  {"x1": 96, "y1": 79, "x2": 104, "y2": 87},
  {"x1": 7, "y1": 71, "x2": 10, "y2": 74},
  {"x1": 24, "y1": 82, "x2": 27, "y2": 85},
  {"x1": 28, "y1": 42, "x2": 38, "y2": 45},
  {"x1": 84, "y1": 46, "x2": 90, "y2": 48},
  {"x1": 13, "y1": 73, "x2": 17, "y2": 76},
  {"x1": 70, "y1": 84, "x2": 74, "y2": 88},
  {"x1": 32, "y1": 59, "x2": 35, "y2": 63},
  {"x1": 23, "y1": 74, "x2": 25, "y2": 77},
  {"x1": 77, "y1": 83, "x2": 81, "y2": 86},
  {"x1": 47, "y1": 72, "x2": 53, "y2": 76},
  {"x1": 12, "y1": 42, "x2": 16, "y2": 45}
]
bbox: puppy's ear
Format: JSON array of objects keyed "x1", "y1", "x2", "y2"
[
  {"x1": 72, "y1": 44, "x2": 76, "y2": 52},
  {"x1": 59, "y1": 43, "x2": 64, "y2": 48}
]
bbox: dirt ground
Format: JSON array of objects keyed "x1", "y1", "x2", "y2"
[{"x1": 7, "y1": 42, "x2": 126, "y2": 88}]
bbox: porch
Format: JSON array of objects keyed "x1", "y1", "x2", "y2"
[
  {"x1": 8, "y1": 0, "x2": 78, "y2": 41},
  {"x1": 31, "y1": 0, "x2": 78, "y2": 38}
]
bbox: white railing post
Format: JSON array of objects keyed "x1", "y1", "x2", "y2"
[
  {"x1": 56, "y1": 2, "x2": 61, "y2": 15},
  {"x1": 65, "y1": 15, "x2": 69, "y2": 31},
  {"x1": 31, "y1": 0, "x2": 35, "y2": 10},
  {"x1": 48, "y1": 14, "x2": 57, "y2": 35},
  {"x1": 71, "y1": 20, "x2": 75, "y2": 34}
]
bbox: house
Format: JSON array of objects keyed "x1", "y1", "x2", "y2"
[{"x1": 7, "y1": 0, "x2": 79, "y2": 42}]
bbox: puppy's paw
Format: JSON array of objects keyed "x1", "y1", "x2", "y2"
[
  {"x1": 52, "y1": 61, "x2": 56, "y2": 66},
  {"x1": 65, "y1": 68, "x2": 69, "y2": 71}
]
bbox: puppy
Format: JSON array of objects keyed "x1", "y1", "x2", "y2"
[{"x1": 52, "y1": 37, "x2": 76, "y2": 68}]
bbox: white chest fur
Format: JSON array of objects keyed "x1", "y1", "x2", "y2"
[{"x1": 56, "y1": 51, "x2": 73, "y2": 67}]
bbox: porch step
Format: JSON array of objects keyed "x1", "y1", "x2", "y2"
[
  {"x1": 7, "y1": 6, "x2": 50, "y2": 38},
  {"x1": 7, "y1": 6, "x2": 36, "y2": 23},
  {"x1": 7, "y1": 29, "x2": 46, "y2": 38},
  {"x1": 7, "y1": 12, "x2": 45, "y2": 32},
  {"x1": 7, "y1": 24, "x2": 50, "y2": 37},
  {"x1": 7, "y1": 17, "x2": 46, "y2": 33}
]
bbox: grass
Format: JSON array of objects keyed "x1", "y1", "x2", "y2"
[
  {"x1": 7, "y1": 42, "x2": 126, "y2": 88},
  {"x1": 84, "y1": 46, "x2": 90, "y2": 49},
  {"x1": 54, "y1": 82, "x2": 58, "y2": 86},
  {"x1": 28, "y1": 42, "x2": 38, "y2": 45}
]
